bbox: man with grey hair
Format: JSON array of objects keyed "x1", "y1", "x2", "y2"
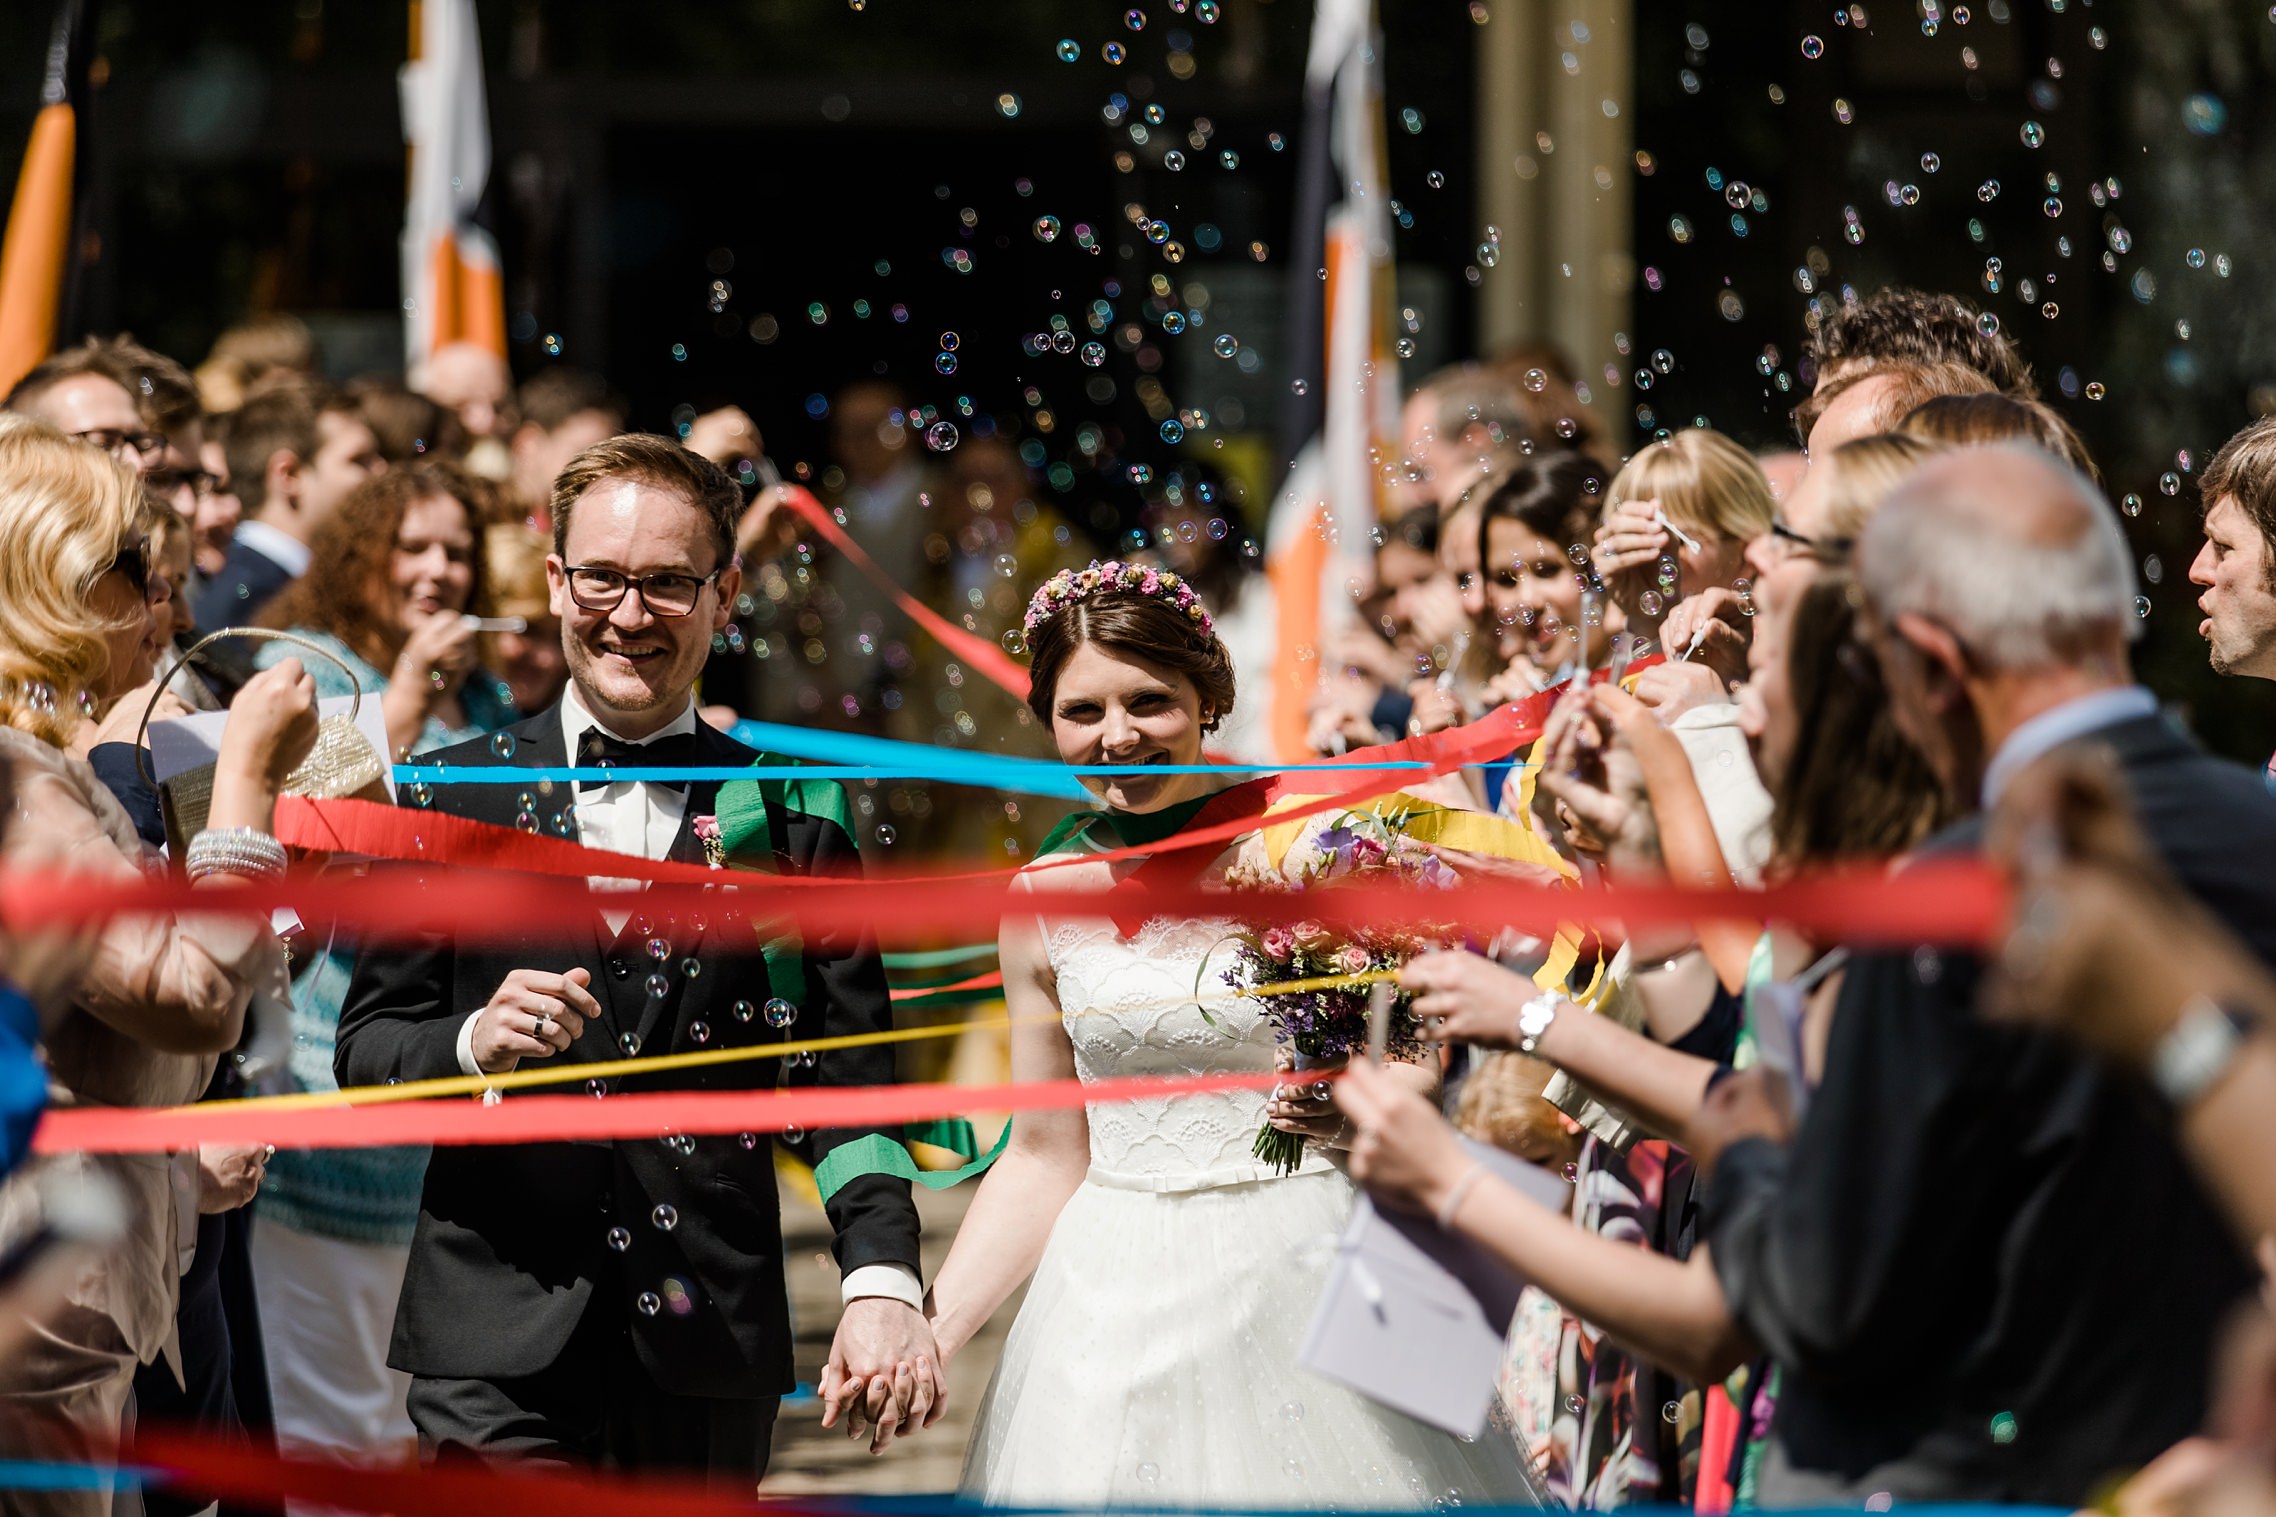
[{"x1": 1693, "y1": 445, "x2": 2276, "y2": 1504}]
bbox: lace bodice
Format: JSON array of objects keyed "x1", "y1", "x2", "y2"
[{"x1": 1046, "y1": 914, "x2": 1329, "y2": 1191}]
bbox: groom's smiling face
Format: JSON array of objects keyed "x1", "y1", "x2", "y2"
[
  {"x1": 548, "y1": 478, "x2": 739, "y2": 739},
  {"x1": 1048, "y1": 641, "x2": 1210, "y2": 814}
]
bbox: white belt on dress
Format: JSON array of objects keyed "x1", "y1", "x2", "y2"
[{"x1": 1084, "y1": 1157, "x2": 1337, "y2": 1193}]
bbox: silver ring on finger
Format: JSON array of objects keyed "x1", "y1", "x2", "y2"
[{"x1": 535, "y1": 1011, "x2": 554, "y2": 1035}]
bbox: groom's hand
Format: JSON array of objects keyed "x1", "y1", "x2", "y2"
[{"x1": 822, "y1": 1297, "x2": 944, "y2": 1454}]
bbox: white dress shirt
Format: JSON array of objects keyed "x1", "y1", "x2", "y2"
[
  {"x1": 232, "y1": 518, "x2": 314, "y2": 578},
  {"x1": 456, "y1": 686, "x2": 922, "y2": 1309}
]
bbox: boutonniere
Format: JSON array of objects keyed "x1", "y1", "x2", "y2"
[{"x1": 693, "y1": 813, "x2": 725, "y2": 869}]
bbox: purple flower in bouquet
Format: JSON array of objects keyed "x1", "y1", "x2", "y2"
[{"x1": 1212, "y1": 807, "x2": 1462, "y2": 1175}]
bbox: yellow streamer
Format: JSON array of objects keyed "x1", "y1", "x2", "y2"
[
  {"x1": 178, "y1": 969, "x2": 1413, "y2": 1117},
  {"x1": 1258, "y1": 786, "x2": 1589, "y2": 997}
]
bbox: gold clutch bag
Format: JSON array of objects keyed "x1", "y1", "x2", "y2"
[{"x1": 135, "y1": 628, "x2": 392, "y2": 856}]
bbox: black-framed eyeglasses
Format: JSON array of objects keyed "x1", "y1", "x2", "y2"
[
  {"x1": 101, "y1": 536, "x2": 150, "y2": 597},
  {"x1": 146, "y1": 465, "x2": 222, "y2": 502},
  {"x1": 69, "y1": 428, "x2": 166, "y2": 463},
  {"x1": 563, "y1": 564, "x2": 719, "y2": 618}
]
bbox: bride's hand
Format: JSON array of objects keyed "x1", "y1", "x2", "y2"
[{"x1": 1267, "y1": 1045, "x2": 1351, "y2": 1148}]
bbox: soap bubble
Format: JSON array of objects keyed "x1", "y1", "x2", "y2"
[
  {"x1": 925, "y1": 422, "x2": 960, "y2": 452},
  {"x1": 1800, "y1": 34, "x2": 1824, "y2": 57},
  {"x1": 765, "y1": 997, "x2": 798, "y2": 1028}
]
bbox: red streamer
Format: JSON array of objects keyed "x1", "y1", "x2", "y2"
[
  {"x1": 32, "y1": 1070, "x2": 1285, "y2": 1155},
  {"x1": 123, "y1": 1426, "x2": 812, "y2": 1517},
  {"x1": 774, "y1": 487, "x2": 1033, "y2": 697},
  {"x1": 0, "y1": 847, "x2": 2006, "y2": 950}
]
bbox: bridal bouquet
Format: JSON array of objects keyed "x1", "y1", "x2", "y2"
[{"x1": 1215, "y1": 809, "x2": 1459, "y2": 1175}]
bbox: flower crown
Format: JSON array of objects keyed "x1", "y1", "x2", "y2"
[{"x1": 1022, "y1": 560, "x2": 1215, "y2": 639}]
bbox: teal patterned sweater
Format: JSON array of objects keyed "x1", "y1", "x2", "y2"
[{"x1": 252, "y1": 629, "x2": 516, "y2": 1245}]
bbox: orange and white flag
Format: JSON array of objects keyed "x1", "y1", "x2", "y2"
[
  {"x1": 0, "y1": 1, "x2": 86, "y2": 396},
  {"x1": 1262, "y1": 0, "x2": 1401, "y2": 762},
  {"x1": 400, "y1": 0, "x2": 506, "y2": 378}
]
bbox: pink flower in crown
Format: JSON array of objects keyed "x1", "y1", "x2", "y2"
[
  {"x1": 1261, "y1": 926, "x2": 1297, "y2": 964},
  {"x1": 1336, "y1": 943, "x2": 1373, "y2": 977}
]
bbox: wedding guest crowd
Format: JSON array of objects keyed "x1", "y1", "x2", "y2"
[{"x1": 0, "y1": 270, "x2": 2271, "y2": 1517}]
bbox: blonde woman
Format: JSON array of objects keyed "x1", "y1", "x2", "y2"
[
  {"x1": 0, "y1": 418, "x2": 318, "y2": 1513},
  {"x1": 1591, "y1": 429, "x2": 1776, "y2": 651}
]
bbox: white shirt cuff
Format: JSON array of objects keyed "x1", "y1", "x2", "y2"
[
  {"x1": 840, "y1": 1262, "x2": 924, "y2": 1310},
  {"x1": 455, "y1": 1010, "x2": 485, "y2": 1078}
]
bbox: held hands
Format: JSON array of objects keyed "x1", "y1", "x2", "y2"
[
  {"x1": 822, "y1": 1297, "x2": 946, "y2": 1454},
  {"x1": 469, "y1": 967, "x2": 600, "y2": 1074},
  {"x1": 1333, "y1": 1058, "x2": 1471, "y2": 1218}
]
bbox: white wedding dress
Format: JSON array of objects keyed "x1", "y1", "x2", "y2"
[{"x1": 959, "y1": 913, "x2": 1545, "y2": 1508}]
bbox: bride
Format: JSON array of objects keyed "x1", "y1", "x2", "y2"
[{"x1": 922, "y1": 562, "x2": 1543, "y2": 1507}]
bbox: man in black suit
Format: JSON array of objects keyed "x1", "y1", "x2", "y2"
[
  {"x1": 1694, "y1": 446, "x2": 2276, "y2": 1504},
  {"x1": 195, "y1": 378, "x2": 382, "y2": 630},
  {"x1": 335, "y1": 435, "x2": 935, "y2": 1485}
]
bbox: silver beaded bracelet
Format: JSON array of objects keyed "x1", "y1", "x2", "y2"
[{"x1": 185, "y1": 827, "x2": 288, "y2": 884}]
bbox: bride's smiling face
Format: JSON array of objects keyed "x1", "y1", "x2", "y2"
[{"x1": 1050, "y1": 640, "x2": 1212, "y2": 814}]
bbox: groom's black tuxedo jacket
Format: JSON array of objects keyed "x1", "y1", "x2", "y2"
[{"x1": 335, "y1": 702, "x2": 920, "y2": 1398}]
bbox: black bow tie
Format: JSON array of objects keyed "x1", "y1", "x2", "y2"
[{"x1": 575, "y1": 729, "x2": 705, "y2": 792}]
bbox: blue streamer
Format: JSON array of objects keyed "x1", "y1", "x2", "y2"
[{"x1": 0, "y1": 1452, "x2": 2074, "y2": 1517}]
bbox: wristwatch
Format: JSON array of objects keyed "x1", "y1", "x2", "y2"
[
  {"x1": 1514, "y1": 990, "x2": 1561, "y2": 1055},
  {"x1": 2148, "y1": 994, "x2": 2254, "y2": 1109}
]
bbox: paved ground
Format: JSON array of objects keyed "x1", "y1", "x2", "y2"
[{"x1": 765, "y1": 1175, "x2": 1020, "y2": 1495}]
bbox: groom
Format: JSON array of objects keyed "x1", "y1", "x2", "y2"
[{"x1": 335, "y1": 435, "x2": 937, "y2": 1483}]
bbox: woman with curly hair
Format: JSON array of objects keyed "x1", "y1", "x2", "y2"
[{"x1": 256, "y1": 457, "x2": 515, "y2": 759}]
